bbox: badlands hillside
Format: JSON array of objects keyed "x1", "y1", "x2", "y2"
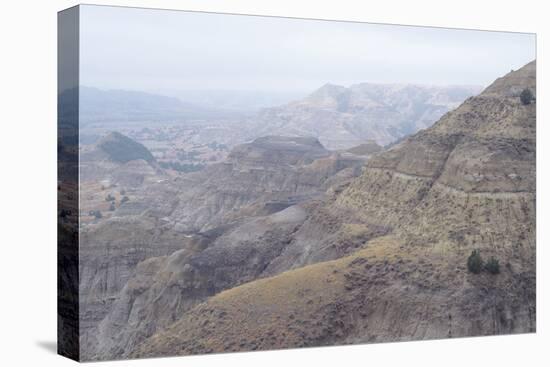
[
  {"x1": 79, "y1": 135, "x2": 374, "y2": 359},
  {"x1": 76, "y1": 61, "x2": 535, "y2": 361},
  {"x1": 126, "y1": 61, "x2": 536, "y2": 359}
]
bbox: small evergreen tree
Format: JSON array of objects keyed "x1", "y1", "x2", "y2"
[
  {"x1": 109, "y1": 202, "x2": 116, "y2": 211},
  {"x1": 120, "y1": 196, "x2": 130, "y2": 204},
  {"x1": 520, "y1": 88, "x2": 533, "y2": 105},
  {"x1": 467, "y1": 249, "x2": 483, "y2": 274},
  {"x1": 485, "y1": 257, "x2": 500, "y2": 274}
]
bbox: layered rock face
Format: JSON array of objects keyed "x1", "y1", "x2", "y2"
[
  {"x1": 79, "y1": 135, "x2": 372, "y2": 360},
  {"x1": 160, "y1": 136, "x2": 368, "y2": 232},
  {"x1": 125, "y1": 62, "x2": 535, "y2": 359},
  {"x1": 336, "y1": 61, "x2": 536, "y2": 248},
  {"x1": 252, "y1": 83, "x2": 481, "y2": 149},
  {"x1": 78, "y1": 216, "x2": 195, "y2": 353},
  {"x1": 89, "y1": 206, "x2": 308, "y2": 358},
  {"x1": 88, "y1": 196, "x2": 390, "y2": 360}
]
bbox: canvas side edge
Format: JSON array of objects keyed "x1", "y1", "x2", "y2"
[{"x1": 57, "y1": 5, "x2": 81, "y2": 362}]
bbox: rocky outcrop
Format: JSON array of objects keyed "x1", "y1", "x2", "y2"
[
  {"x1": 160, "y1": 136, "x2": 369, "y2": 232},
  {"x1": 346, "y1": 140, "x2": 383, "y2": 156}
]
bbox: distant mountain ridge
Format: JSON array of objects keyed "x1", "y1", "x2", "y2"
[
  {"x1": 73, "y1": 84, "x2": 482, "y2": 155},
  {"x1": 251, "y1": 83, "x2": 482, "y2": 149},
  {"x1": 154, "y1": 89, "x2": 305, "y2": 112},
  {"x1": 73, "y1": 86, "x2": 239, "y2": 125}
]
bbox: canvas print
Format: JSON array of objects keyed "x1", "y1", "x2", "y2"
[{"x1": 58, "y1": 4, "x2": 536, "y2": 362}]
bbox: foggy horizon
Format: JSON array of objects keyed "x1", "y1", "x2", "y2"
[{"x1": 80, "y1": 5, "x2": 536, "y2": 96}]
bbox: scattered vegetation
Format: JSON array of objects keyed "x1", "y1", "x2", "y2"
[
  {"x1": 485, "y1": 257, "x2": 500, "y2": 274},
  {"x1": 109, "y1": 202, "x2": 116, "y2": 211},
  {"x1": 467, "y1": 249, "x2": 483, "y2": 274},
  {"x1": 89, "y1": 210, "x2": 102, "y2": 219},
  {"x1": 105, "y1": 194, "x2": 115, "y2": 202},
  {"x1": 159, "y1": 161, "x2": 205, "y2": 173},
  {"x1": 176, "y1": 150, "x2": 201, "y2": 161},
  {"x1": 121, "y1": 196, "x2": 130, "y2": 204},
  {"x1": 207, "y1": 141, "x2": 228, "y2": 151},
  {"x1": 520, "y1": 88, "x2": 533, "y2": 105},
  {"x1": 467, "y1": 250, "x2": 500, "y2": 275}
]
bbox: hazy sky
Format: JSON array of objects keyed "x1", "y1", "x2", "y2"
[{"x1": 80, "y1": 5, "x2": 536, "y2": 94}]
